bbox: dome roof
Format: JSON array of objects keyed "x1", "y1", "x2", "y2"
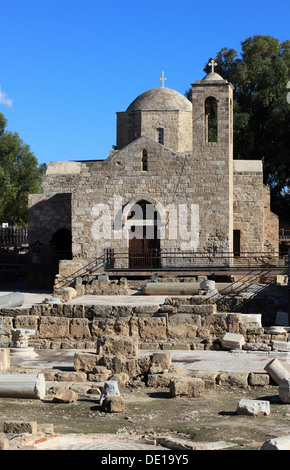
[
  {"x1": 202, "y1": 72, "x2": 224, "y2": 81},
  {"x1": 127, "y1": 87, "x2": 192, "y2": 112}
]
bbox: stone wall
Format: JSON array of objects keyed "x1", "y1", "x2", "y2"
[{"x1": 0, "y1": 296, "x2": 287, "y2": 351}]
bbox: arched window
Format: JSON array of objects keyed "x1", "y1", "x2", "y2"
[
  {"x1": 205, "y1": 97, "x2": 218, "y2": 142},
  {"x1": 142, "y1": 150, "x2": 148, "y2": 171}
]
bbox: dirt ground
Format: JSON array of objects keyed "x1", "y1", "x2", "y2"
[{"x1": 0, "y1": 382, "x2": 289, "y2": 451}]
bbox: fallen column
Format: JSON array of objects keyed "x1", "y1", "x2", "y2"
[
  {"x1": 0, "y1": 373, "x2": 46, "y2": 399},
  {"x1": 264, "y1": 358, "x2": 290, "y2": 385},
  {"x1": 142, "y1": 282, "x2": 251, "y2": 296},
  {"x1": 0, "y1": 292, "x2": 24, "y2": 308},
  {"x1": 0, "y1": 349, "x2": 10, "y2": 371}
]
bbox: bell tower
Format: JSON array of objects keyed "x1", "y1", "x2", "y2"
[{"x1": 190, "y1": 64, "x2": 234, "y2": 254}]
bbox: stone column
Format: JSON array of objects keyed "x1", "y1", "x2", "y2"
[
  {"x1": 0, "y1": 373, "x2": 45, "y2": 399},
  {"x1": 10, "y1": 329, "x2": 37, "y2": 358}
]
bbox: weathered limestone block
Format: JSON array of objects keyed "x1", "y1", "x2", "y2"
[
  {"x1": 52, "y1": 387, "x2": 78, "y2": 403},
  {"x1": 264, "y1": 358, "x2": 290, "y2": 385},
  {"x1": 0, "y1": 348, "x2": 10, "y2": 371},
  {"x1": 3, "y1": 421, "x2": 37, "y2": 434},
  {"x1": 88, "y1": 366, "x2": 112, "y2": 382},
  {"x1": 0, "y1": 317, "x2": 13, "y2": 336},
  {"x1": 54, "y1": 287, "x2": 77, "y2": 302},
  {"x1": 137, "y1": 317, "x2": 167, "y2": 340},
  {"x1": 74, "y1": 352, "x2": 101, "y2": 372},
  {"x1": 151, "y1": 352, "x2": 172, "y2": 371},
  {"x1": 167, "y1": 315, "x2": 198, "y2": 340},
  {"x1": 279, "y1": 378, "x2": 290, "y2": 403},
  {"x1": 102, "y1": 396, "x2": 125, "y2": 413},
  {"x1": 248, "y1": 372, "x2": 270, "y2": 387},
  {"x1": 260, "y1": 435, "x2": 290, "y2": 450},
  {"x1": 236, "y1": 399, "x2": 270, "y2": 416},
  {"x1": 0, "y1": 373, "x2": 45, "y2": 399},
  {"x1": 39, "y1": 317, "x2": 70, "y2": 338},
  {"x1": 218, "y1": 372, "x2": 249, "y2": 388},
  {"x1": 203, "y1": 314, "x2": 227, "y2": 336},
  {"x1": 189, "y1": 370, "x2": 218, "y2": 389},
  {"x1": 221, "y1": 332, "x2": 245, "y2": 350},
  {"x1": 271, "y1": 340, "x2": 290, "y2": 352},
  {"x1": 55, "y1": 371, "x2": 87, "y2": 382},
  {"x1": 14, "y1": 316, "x2": 39, "y2": 331},
  {"x1": 169, "y1": 377, "x2": 205, "y2": 398},
  {"x1": 70, "y1": 318, "x2": 91, "y2": 339},
  {"x1": 96, "y1": 335, "x2": 138, "y2": 357},
  {"x1": 243, "y1": 343, "x2": 271, "y2": 352},
  {"x1": 191, "y1": 304, "x2": 216, "y2": 315}
]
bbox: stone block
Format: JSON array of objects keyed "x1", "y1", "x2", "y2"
[
  {"x1": 96, "y1": 335, "x2": 138, "y2": 357},
  {"x1": 260, "y1": 435, "x2": 290, "y2": 450},
  {"x1": 190, "y1": 370, "x2": 218, "y2": 389},
  {"x1": 169, "y1": 377, "x2": 205, "y2": 398},
  {"x1": 271, "y1": 340, "x2": 290, "y2": 352},
  {"x1": 3, "y1": 421, "x2": 38, "y2": 434},
  {"x1": 74, "y1": 352, "x2": 101, "y2": 372},
  {"x1": 236, "y1": 399, "x2": 270, "y2": 416},
  {"x1": 54, "y1": 287, "x2": 77, "y2": 302},
  {"x1": 52, "y1": 387, "x2": 78, "y2": 403},
  {"x1": 151, "y1": 352, "x2": 172, "y2": 370},
  {"x1": 221, "y1": 332, "x2": 245, "y2": 350},
  {"x1": 55, "y1": 371, "x2": 87, "y2": 382},
  {"x1": 70, "y1": 318, "x2": 91, "y2": 339},
  {"x1": 103, "y1": 396, "x2": 125, "y2": 413},
  {"x1": 218, "y1": 372, "x2": 249, "y2": 388},
  {"x1": 279, "y1": 378, "x2": 290, "y2": 403},
  {"x1": 248, "y1": 372, "x2": 270, "y2": 387},
  {"x1": 39, "y1": 317, "x2": 70, "y2": 338}
]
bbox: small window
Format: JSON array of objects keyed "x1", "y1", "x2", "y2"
[
  {"x1": 142, "y1": 150, "x2": 148, "y2": 171},
  {"x1": 233, "y1": 230, "x2": 241, "y2": 257},
  {"x1": 157, "y1": 128, "x2": 164, "y2": 145},
  {"x1": 205, "y1": 97, "x2": 218, "y2": 142}
]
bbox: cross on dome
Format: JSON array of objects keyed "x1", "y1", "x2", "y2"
[
  {"x1": 159, "y1": 71, "x2": 167, "y2": 87},
  {"x1": 208, "y1": 59, "x2": 218, "y2": 73}
]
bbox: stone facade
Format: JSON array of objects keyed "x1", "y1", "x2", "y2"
[{"x1": 28, "y1": 70, "x2": 279, "y2": 273}]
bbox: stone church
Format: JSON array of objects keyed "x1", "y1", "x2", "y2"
[{"x1": 28, "y1": 67, "x2": 279, "y2": 276}]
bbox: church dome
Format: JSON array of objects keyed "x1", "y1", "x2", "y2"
[
  {"x1": 126, "y1": 87, "x2": 192, "y2": 112},
  {"x1": 202, "y1": 72, "x2": 224, "y2": 81}
]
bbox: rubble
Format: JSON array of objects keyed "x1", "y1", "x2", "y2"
[{"x1": 236, "y1": 399, "x2": 270, "y2": 416}]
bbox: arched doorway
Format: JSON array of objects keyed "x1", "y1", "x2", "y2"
[
  {"x1": 51, "y1": 228, "x2": 72, "y2": 263},
  {"x1": 127, "y1": 200, "x2": 161, "y2": 268}
]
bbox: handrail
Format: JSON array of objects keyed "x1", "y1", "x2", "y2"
[{"x1": 55, "y1": 256, "x2": 104, "y2": 289}]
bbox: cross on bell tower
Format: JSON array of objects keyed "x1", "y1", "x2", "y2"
[
  {"x1": 159, "y1": 71, "x2": 167, "y2": 87},
  {"x1": 208, "y1": 59, "x2": 218, "y2": 73}
]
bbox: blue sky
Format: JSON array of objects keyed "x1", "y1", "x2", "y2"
[{"x1": 0, "y1": 0, "x2": 289, "y2": 166}]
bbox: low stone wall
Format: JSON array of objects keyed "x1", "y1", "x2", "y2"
[{"x1": 0, "y1": 295, "x2": 288, "y2": 350}]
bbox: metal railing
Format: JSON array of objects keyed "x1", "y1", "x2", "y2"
[
  {"x1": 0, "y1": 227, "x2": 28, "y2": 247},
  {"x1": 104, "y1": 249, "x2": 287, "y2": 271}
]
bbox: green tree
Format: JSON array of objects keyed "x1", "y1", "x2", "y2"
[
  {"x1": 0, "y1": 112, "x2": 46, "y2": 225},
  {"x1": 186, "y1": 35, "x2": 290, "y2": 223}
]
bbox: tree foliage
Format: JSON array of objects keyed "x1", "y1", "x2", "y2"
[
  {"x1": 186, "y1": 35, "x2": 290, "y2": 223},
  {"x1": 0, "y1": 113, "x2": 46, "y2": 226}
]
